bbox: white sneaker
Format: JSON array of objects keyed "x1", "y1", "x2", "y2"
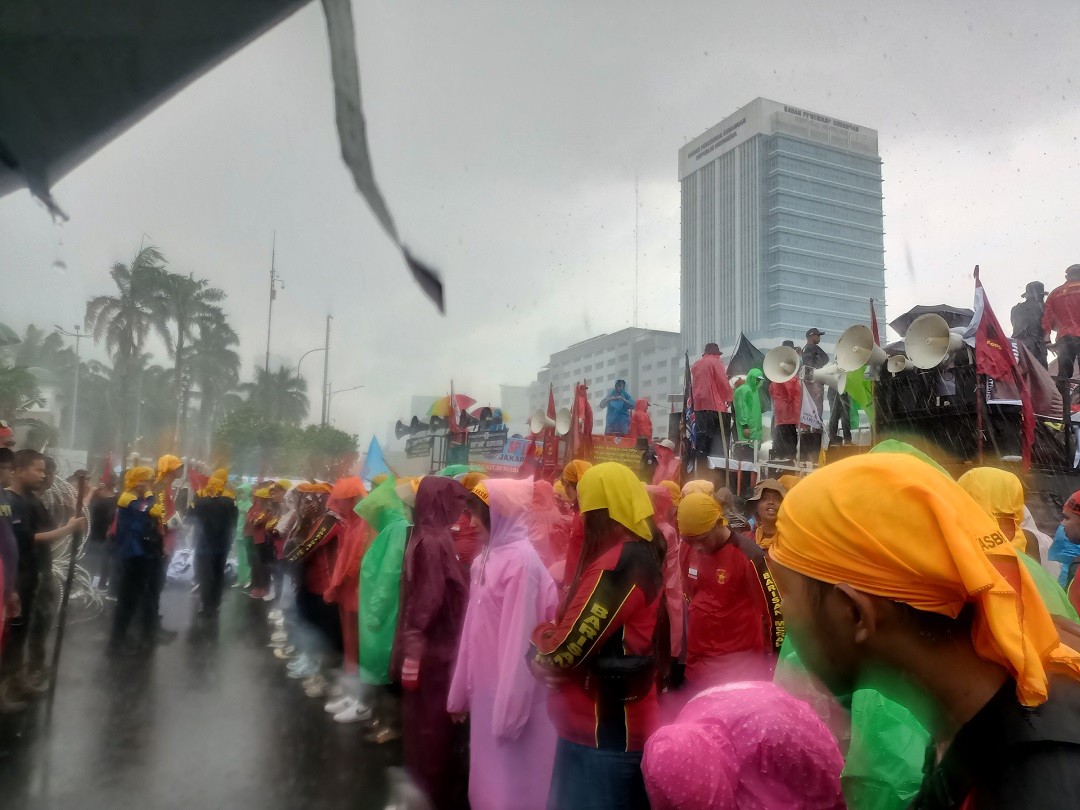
[
  {"x1": 334, "y1": 703, "x2": 373, "y2": 724},
  {"x1": 324, "y1": 695, "x2": 353, "y2": 714},
  {"x1": 303, "y1": 674, "x2": 328, "y2": 697},
  {"x1": 270, "y1": 631, "x2": 288, "y2": 643},
  {"x1": 288, "y1": 660, "x2": 318, "y2": 680},
  {"x1": 268, "y1": 609, "x2": 284, "y2": 621},
  {"x1": 263, "y1": 588, "x2": 276, "y2": 602},
  {"x1": 287, "y1": 654, "x2": 311, "y2": 672}
]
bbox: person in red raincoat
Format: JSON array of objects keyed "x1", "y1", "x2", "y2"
[
  {"x1": 323, "y1": 476, "x2": 370, "y2": 716},
  {"x1": 629, "y1": 399, "x2": 653, "y2": 440},
  {"x1": 691, "y1": 344, "x2": 734, "y2": 458},
  {"x1": 769, "y1": 360, "x2": 802, "y2": 460},
  {"x1": 396, "y1": 477, "x2": 470, "y2": 809}
]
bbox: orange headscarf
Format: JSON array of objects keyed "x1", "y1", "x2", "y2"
[
  {"x1": 659, "y1": 479, "x2": 682, "y2": 508},
  {"x1": 957, "y1": 468, "x2": 1026, "y2": 552},
  {"x1": 772, "y1": 453, "x2": 1080, "y2": 707}
]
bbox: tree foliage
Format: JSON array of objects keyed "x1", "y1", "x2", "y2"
[{"x1": 214, "y1": 406, "x2": 357, "y2": 479}]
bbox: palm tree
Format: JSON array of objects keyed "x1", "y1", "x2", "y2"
[
  {"x1": 188, "y1": 309, "x2": 241, "y2": 456},
  {"x1": 84, "y1": 246, "x2": 173, "y2": 455},
  {"x1": 162, "y1": 272, "x2": 224, "y2": 446},
  {"x1": 11, "y1": 325, "x2": 76, "y2": 372},
  {"x1": 241, "y1": 366, "x2": 310, "y2": 426}
]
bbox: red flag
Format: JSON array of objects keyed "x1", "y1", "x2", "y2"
[
  {"x1": 541, "y1": 383, "x2": 560, "y2": 476},
  {"x1": 972, "y1": 266, "x2": 1034, "y2": 470},
  {"x1": 870, "y1": 298, "x2": 880, "y2": 345}
]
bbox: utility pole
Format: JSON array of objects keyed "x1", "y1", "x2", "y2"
[
  {"x1": 633, "y1": 173, "x2": 639, "y2": 328},
  {"x1": 265, "y1": 232, "x2": 284, "y2": 373},
  {"x1": 321, "y1": 315, "x2": 332, "y2": 426},
  {"x1": 54, "y1": 325, "x2": 86, "y2": 448}
]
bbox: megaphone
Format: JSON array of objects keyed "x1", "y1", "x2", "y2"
[
  {"x1": 886, "y1": 355, "x2": 916, "y2": 375},
  {"x1": 529, "y1": 407, "x2": 573, "y2": 436},
  {"x1": 905, "y1": 314, "x2": 965, "y2": 370},
  {"x1": 410, "y1": 416, "x2": 430, "y2": 434},
  {"x1": 763, "y1": 346, "x2": 801, "y2": 383},
  {"x1": 429, "y1": 415, "x2": 448, "y2": 431},
  {"x1": 836, "y1": 325, "x2": 888, "y2": 372},
  {"x1": 394, "y1": 420, "x2": 411, "y2": 439},
  {"x1": 459, "y1": 409, "x2": 480, "y2": 429},
  {"x1": 811, "y1": 361, "x2": 847, "y2": 394}
]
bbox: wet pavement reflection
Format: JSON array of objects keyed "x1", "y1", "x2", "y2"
[{"x1": 0, "y1": 586, "x2": 400, "y2": 809}]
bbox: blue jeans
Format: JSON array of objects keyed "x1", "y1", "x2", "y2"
[{"x1": 547, "y1": 737, "x2": 648, "y2": 810}]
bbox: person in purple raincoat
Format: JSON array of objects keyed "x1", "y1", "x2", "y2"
[{"x1": 448, "y1": 478, "x2": 559, "y2": 810}]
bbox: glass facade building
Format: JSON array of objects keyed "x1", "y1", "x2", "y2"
[{"x1": 679, "y1": 98, "x2": 886, "y2": 354}]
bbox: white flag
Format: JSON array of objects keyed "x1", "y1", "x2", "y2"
[{"x1": 799, "y1": 382, "x2": 823, "y2": 431}]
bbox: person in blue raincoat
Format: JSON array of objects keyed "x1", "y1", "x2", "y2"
[{"x1": 599, "y1": 380, "x2": 635, "y2": 436}]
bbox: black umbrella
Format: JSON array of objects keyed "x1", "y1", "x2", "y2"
[{"x1": 890, "y1": 305, "x2": 974, "y2": 337}]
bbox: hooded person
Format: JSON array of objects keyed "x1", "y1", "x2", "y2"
[
  {"x1": 629, "y1": 399, "x2": 653, "y2": 440},
  {"x1": 652, "y1": 439, "x2": 680, "y2": 485},
  {"x1": 677, "y1": 492, "x2": 773, "y2": 687},
  {"x1": 108, "y1": 466, "x2": 163, "y2": 653},
  {"x1": 232, "y1": 481, "x2": 253, "y2": 589},
  {"x1": 691, "y1": 343, "x2": 735, "y2": 458},
  {"x1": 530, "y1": 479, "x2": 569, "y2": 571},
  {"x1": 353, "y1": 477, "x2": 411, "y2": 741},
  {"x1": 769, "y1": 453, "x2": 1080, "y2": 809},
  {"x1": 957, "y1": 468, "x2": 1078, "y2": 623},
  {"x1": 448, "y1": 478, "x2": 559, "y2": 810},
  {"x1": 531, "y1": 462, "x2": 663, "y2": 810},
  {"x1": 322, "y1": 476, "x2": 372, "y2": 722},
  {"x1": 397, "y1": 476, "x2": 471, "y2": 809},
  {"x1": 648, "y1": 484, "x2": 685, "y2": 667},
  {"x1": 189, "y1": 468, "x2": 238, "y2": 615},
  {"x1": 599, "y1": 380, "x2": 635, "y2": 436},
  {"x1": 642, "y1": 681, "x2": 845, "y2": 810},
  {"x1": 734, "y1": 368, "x2": 765, "y2": 444}
]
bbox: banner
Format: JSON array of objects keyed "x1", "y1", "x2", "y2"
[
  {"x1": 467, "y1": 428, "x2": 510, "y2": 460},
  {"x1": 591, "y1": 434, "x2": 645, "y2": 471},
  {"x1": 799, "y1": 382, "x2": 823, "y2": 431},
  {"x1": 473, "y1": 435, "x2": 541, "y2": 475}
]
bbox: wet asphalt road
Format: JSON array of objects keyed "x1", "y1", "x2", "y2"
[{"x1": 0, "y1": 584, "x2": 399, "y2": 810}]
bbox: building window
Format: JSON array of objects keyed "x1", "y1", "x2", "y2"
[
  {"x1": 642, "y1": 363, "x2": 652, "y2": 372},
  {"x1": 583, "y1": 364, "x2": 593, "y2": 372},
  {"x1": 618, "y1": 354, "x2": 629, "y2": 363},
  {"x1": 657, "y1": 376, "x2": 668, "y2": 385},
  {"x1": 607, "y1": 358, "x2": 616, "y2": 366},
  {"x1": 656, "y1": 358, "x2": 668, "y2": 366}
]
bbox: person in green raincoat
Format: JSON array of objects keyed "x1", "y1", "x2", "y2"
[
  {"x1": 734, "y1": 368, "x2": 765, "y2": 443},
  {"x1": 232, "y1": 481, "x2": 253, "y2": 589},
  {"x1": 356, "y1": 476, "x2": 412, "y2": 742}
]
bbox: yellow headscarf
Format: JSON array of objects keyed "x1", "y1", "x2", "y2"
[
  {"x1": 462, "y1": 471, "x2": 487, "y2": 492},
  {"x1": 577, "y1": 462, "x2": 653, "y2": 540},
  {"x1": 779, "y1": 474, "x2": 801, "y2": 492},
  {"x1": 553, "y1": 480, "x2": 569, "y2": 501},
  {"x1": 275, "y1": 479, "x2": 292, "y2": 491},
  {"x1": 681, "y1": 479, "x2": 715, "y2": 498},
  {"x1": 957, "y1": 468, "x2": 1026, "y2": 552},
  {"x1": 660, "y1": 480, "x2": 682, "y2": 508},
  {"x1": 253, "y1": 487, "x2": 272, "y2": 499},
  {"x1": 124, "y1": 466, "x2": 154, "y2": 492},
  {"x1": 771, "y1": 453, "x2": 1080, "y2": 707},
  {"x1": 155, "y1": 454, "x2": 182, "y2": 482},
  {"x1": 562, "y1": 459, "x2": 593, "y2": 484},
  {"x1": 472, "y1": 481, "x2": 490, "y2": 506},
  {"x1": 677, "y1": 492, "x2": 724, "y2": 537},
  {"x1": 200, "y1": 467, "x2": 229, "y2": 497}
]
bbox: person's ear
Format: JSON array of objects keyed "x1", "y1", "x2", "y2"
[{"x1": 834, "y1": 583, "x2": 878, "y2": 645}]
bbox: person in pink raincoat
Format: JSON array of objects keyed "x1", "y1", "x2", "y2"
[
  {"x1": 642, "y1": 681, "x2": 846, "y2": 810},
  {"x1": 647, "y1": 485, "x2": 685, "y2": 665},
  {"x1": 448, "y1": 478, "x2": 559, "y2": 810}
]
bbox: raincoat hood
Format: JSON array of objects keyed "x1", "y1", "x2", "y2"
[
  {"x1": 745, "y1": 368, "x2": 764, "y2": 390},
  {"x1": 414, "y1": 476, "x2": 468, "y2": 535},
  {"x1": 355, "y1": 477, "x2": 409, "y2": 532},
  {"x1": 635, "y1": 399, "x2": 650, "y2": 412},
  {"x1": 488, "y1": 478, "x2": 535, "y2": 550}
]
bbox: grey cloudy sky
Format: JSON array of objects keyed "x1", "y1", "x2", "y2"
[{"x1": 2, "y1": 0, "x2": 1078, "y2": 445}]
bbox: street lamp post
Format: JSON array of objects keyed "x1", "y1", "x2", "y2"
[
  {"x1": 326, "y1": 385, "x2": 364, "y2": 424},
  {"x1": 54, "y1": 325, "x2": 86, "y2": 448},
  {"x1": 264, "y1": 233, "x2": 285, "y2": 373},
  {"x1": 296, "y1": 347, "x2": 327, "y2": 379}
]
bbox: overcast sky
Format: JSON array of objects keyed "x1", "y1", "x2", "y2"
[{"x1": 2, "y1": 0, "x2": 1078, "y2": 446}]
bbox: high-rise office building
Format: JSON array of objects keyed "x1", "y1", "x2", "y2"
[{"x1": 679, "y1": 98, "x2": 885, "y2": 355}]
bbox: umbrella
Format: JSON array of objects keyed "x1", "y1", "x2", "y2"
[
  {"x1": 429, "y1": 393, "x2": 476, "y2": 417},
  {"x1": 0, "y1": 322, "x2": 20, "y2": 347},
  {"x1": 890, "y1": 305, "x2": 973, "y2": 337}
]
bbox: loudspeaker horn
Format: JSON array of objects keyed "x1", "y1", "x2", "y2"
[
  {"x1": 429, "y1": 415, "x2": 448, "y2": 431},
  {"x1": 836, "y1": 324, "x2": 888, "y2": 372},
  {"x1": 887, "y1": 355, "x2": 916, "y2": 375},
  {"x1": 763, "y1": 346, "x2": 801, "y2": 383},
  {"x1": 395, "y1": 420, "x2": 412, "y2": 440},
  {"x1": 905, "y1": 314, "x2": 965, "y2": 370},
  {"x1": 811, "y1": 361, "x2": 847, "y2": 394},
  {"x1": 530, "y1": 407, "x2": 573, "y2": 436},
  {"x1": 409, "y1": 416, "x2": 430, "y2": 434}
]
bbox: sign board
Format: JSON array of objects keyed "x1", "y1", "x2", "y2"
[
  {"x1": 405, "y1": 435, "x2": 433, "y2": 458},
  {"x1": 590, "y1": 434, "x2": 644, "y2": 471},
  {"x1": 471, "y1": 434, "x2": 541, "y2": 476},
  {"x1": 467, "y1": 428, "x2": 509, "y2": 459}
]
